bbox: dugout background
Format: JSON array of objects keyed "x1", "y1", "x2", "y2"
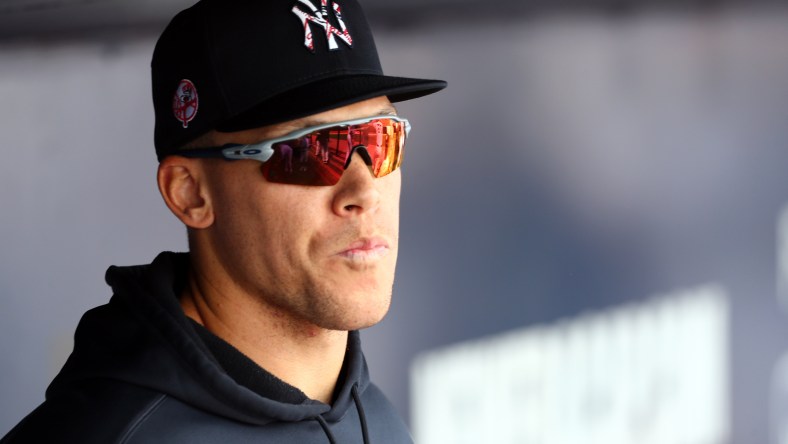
[{"x1": 2, "y1": 1, "x2": 788, "y2": 443}]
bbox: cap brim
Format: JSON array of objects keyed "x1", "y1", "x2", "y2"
[{"x1": 215, "y1": 74, "x2": 447, "y2": 133}]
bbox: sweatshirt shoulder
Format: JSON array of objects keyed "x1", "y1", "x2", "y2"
[
  {"x1": 361, "y1": 383, "x2": 413, "y2": 443},
  {"x1": 1, "y1": 379, "x2": 167, "y2": 444}
]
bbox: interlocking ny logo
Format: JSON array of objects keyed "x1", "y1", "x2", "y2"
[{"x1": 292, "y1": 0, "x2": 353, "y2": 52}]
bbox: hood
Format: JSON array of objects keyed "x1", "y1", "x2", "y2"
[{"x1": 46, "y1": 252, "x2": 371, "y2": 426}]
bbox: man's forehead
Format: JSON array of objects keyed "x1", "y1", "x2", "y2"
[
  {"x1": 259, "y1": 98, "x2": 398, "y2": 136},
  {"x1": 282, "y1": 105, "x2": 398, "y2": 133},
  {"x1": 212, "y1": 99, "x2": 398, "y2": 145}
]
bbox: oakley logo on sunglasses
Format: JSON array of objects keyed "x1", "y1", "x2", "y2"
[{"x1": 292, "y1": 0, "x2": 353, "y2": 52}]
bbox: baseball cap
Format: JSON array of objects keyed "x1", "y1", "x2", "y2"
[{"x1": 152, "y1": 0, "x2": 447, "y2": 160}]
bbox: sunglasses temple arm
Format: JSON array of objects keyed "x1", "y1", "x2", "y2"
[{"x1": 174, "y1": 147, "x2": 235, "y2": 159}]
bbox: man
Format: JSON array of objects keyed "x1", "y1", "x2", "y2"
[{"x1": 0, "y1": 0, "x2": 445, "y2": 442}]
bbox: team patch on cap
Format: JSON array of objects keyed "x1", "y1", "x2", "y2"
[
  {"x1": 292, "y1": 0, "x2": 353, "y2": 52},
  {"x1": 172, "y1": 79, "x2": 199, "y2": 128}
]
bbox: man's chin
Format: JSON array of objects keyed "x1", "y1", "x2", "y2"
[{"x1": 315, "y1": 292, "x2": 392, "y2": 331}]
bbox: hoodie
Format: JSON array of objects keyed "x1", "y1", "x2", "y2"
[{"x1": 1, "y1": 252, "x2": 411, "y2": 444}]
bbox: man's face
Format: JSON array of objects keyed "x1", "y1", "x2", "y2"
[{"x1": 197, "y1": 96, "x2": 401, "y2": 332}]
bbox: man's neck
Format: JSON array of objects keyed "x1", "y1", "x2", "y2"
[{"x1": 179, "y1": 267, "x2": 348, "y2": 404}]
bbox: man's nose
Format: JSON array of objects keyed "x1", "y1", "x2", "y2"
[{"x1": 331, "y1": 152, "x2": 380, "y2": 217}]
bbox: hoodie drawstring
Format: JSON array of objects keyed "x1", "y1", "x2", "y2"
[
  {"x1": 315, "y1": 415, "x2": 338, "y2": 444},
  {"x1": 314, "y1": 384, "x2": 371, "y2": 444},
  {"x1": 352, "y1": 384, "x2": 370, "y2": 444}
]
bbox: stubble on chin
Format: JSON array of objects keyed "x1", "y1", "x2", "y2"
[{"x1": 300, "y1": 264, "x2": 396, "y2": 332}]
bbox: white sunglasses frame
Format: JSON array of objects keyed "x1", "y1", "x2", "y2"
[{"x1": 180, "y1": 115, "x2": 411, "y2": 163}]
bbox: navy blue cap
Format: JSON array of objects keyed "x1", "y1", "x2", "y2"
[{"x1": 152, "y1": 0, "x2": 447, "y2": 160}]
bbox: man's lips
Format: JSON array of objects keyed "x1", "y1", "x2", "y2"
[{"x1": 336, "y1": 237, "x2": 390, "y2": 260}]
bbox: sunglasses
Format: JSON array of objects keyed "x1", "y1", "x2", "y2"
[{"x1": 177, "y1": 115, "x2": 410, "y2": 186}]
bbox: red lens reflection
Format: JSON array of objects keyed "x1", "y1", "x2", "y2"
[{"x1": 261, "y1": 118, "x2": 405, "y2": 186}]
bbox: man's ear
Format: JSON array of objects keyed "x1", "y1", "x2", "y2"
[{"x1": 157, "y1": 156, "x2": 215, "y2": 229}]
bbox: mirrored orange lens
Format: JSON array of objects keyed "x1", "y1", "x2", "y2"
[{"x1": 261, "y1": 118, "x2": 405, "y2": 186}]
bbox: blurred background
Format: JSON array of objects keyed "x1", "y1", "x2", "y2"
[{"x1": 2, "y1": 0, "x2": 788, "y2": 443}]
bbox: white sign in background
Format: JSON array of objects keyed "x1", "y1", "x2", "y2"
[
  {"x1": 411, "y1": 286, "x2": 729, "y2": 444},
  {"x1": 772, "y1": 205, "x2": 788, "y2": 444}
]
